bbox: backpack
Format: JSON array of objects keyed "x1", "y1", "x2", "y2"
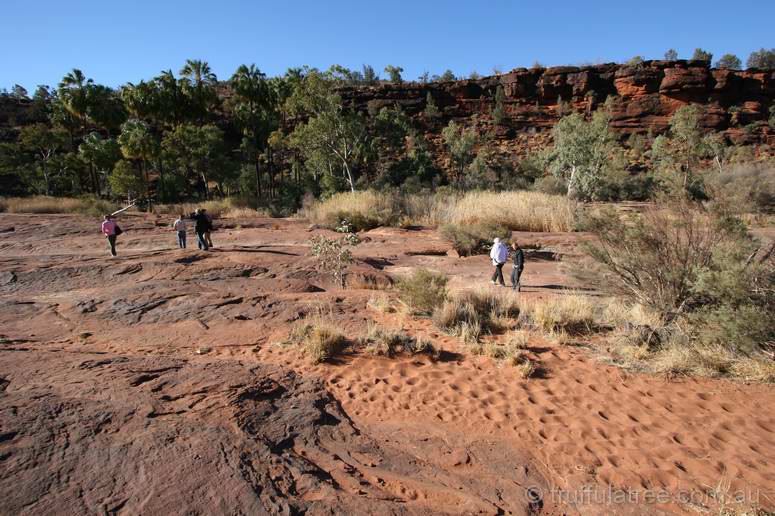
[{"x1": 114, "y1": 225, "x2": 123, "y2": 236}]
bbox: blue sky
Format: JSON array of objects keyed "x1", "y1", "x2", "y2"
[{"x1": 2, "y1": 0, "x2": 773, "y2": 91}]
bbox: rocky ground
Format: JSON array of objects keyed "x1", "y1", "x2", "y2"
[{"x1": 1, "y1": 212, "x2": 774, "y2": 515}]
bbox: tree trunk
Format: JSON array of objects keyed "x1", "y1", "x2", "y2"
[
  {"x1": 42, "y1": 162, "x2": 50, "y2": 196},
  {"x1": 255, "y1": 158, "x2": 262, "y2": 209},
  {"x1": 201, "y1": 171, "x2": 210, "y2": 200},
  {"x1": 142, "y1": 160, "x2": 153, "y2": 211},
  {"x1": 343, "y1": 161, "x2": 355, "y2": 192},
  {"x1": 89, "y1": 161, "x2": 99, "y2": 196},
  {"x1": 567, "y1": 165, "x2": 578, "y2": 199}
]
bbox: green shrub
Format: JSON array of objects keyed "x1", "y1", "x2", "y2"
[
  {"x1": 440, "y1": 223, "x2": 511, "y2": 256},
  {"x1": 585, "y1": 202, "x2": 775, "y2": 380},
  {"x1": 706, "y1": 162, "x2": 775, "y2": 215},
  {"x1": 532, "y1": 175, "x2": 567, "y2": 196},
  {"x1": 309, "y1": 235, "x2": 355, "y2": 288},
  {"x1": 397, "y1": 269, "x2": 448, "y2": 315}
]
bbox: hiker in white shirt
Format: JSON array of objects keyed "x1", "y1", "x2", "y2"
[
  {"x1": 489, "y1": 237, "x2": 508, "y2": 286},
  {"x1": 172, "y1": 214, "x2": 187, "y2": 249}
]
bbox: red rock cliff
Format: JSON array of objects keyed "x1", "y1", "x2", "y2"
[{"x1": 339, "y1": 60, "x2": 774, "y2": 145}]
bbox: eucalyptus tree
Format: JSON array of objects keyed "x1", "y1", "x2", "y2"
[
  {"x1": 384, "y1": 65, "x2": 403, "y2": 84},
  {"x1": 18, "y1": 123, "x2": 69, "y2": 195},
  {"x1": 441, "y1": 120, "x2": 478, "y2": 185},
  {"x1": 79, "y1": 132, "x2": 121, "y2": 195},
  {"x1": 716, "y1": 54, "x2": 742, "y2": 70},
  {"x1": 548, "y1": 108, "x2": 616, "y2": 200},
  {"x1": 692, "y1": 48, "x2": 713, "y2": 62},
  {"x1": 287, "y1": 70, "x2": 369, "y2": 193},
  {"x1": 746, "y1": 48, "x2": 775, "y2": 69},
  {"x1": 362, "y1": 64, "x2": 379, "y2": 85}
]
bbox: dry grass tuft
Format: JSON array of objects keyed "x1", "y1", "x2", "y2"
[
  {"x1": 367, "y1": 293, "x2": 395, "y2": 313},
  {"x1": 283, "y1": 320, "x2": 347, "y2": 363},
  {"x1": 348, "y1": 273, "x2": 393, "y2": 290},
  {"x1": 516, "y1": 357, "x2": 537, "y2": 378},
  {"x1": 485, "y1": 332, "x2": 533, "y2": 366},
  {"x1": 524, "y1": 294, "x2": 595, "y2": 335},
  {"x1": 302, "y1": 191, "x2": 400, "y2": 230},
  {"x1": 359, "y1": 324, "x2": 438, "y2": 359},
  {"x1": 0, "y1": 196, "x2": 116, "y2": 215},
  {"x1": 397, "y1": 269, "x2": 448, "y2": 315},
  {"x1": 600, "y1": 300, "x2": 775, "y2": 383},
  {"x1": 153, "y1": 199, "x2": 269, "y2": 219},
  {"x1": 300, "y1": 190, "x2": 576, "y2": 232},
  {"x1": 443, "y1": 191, "x2": 576, "y2": 232},
  {"x1": 433, "y1": 288, "x2": 521, "y2": 345},
  {"x1": 504, "y1": 329, "x2": 532, "y2": 350}
]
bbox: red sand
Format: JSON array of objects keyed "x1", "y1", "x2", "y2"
[{"x1": 0, "y1": 212, "x2": 773, "y2": 514}]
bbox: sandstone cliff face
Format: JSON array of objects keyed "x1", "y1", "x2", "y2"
[{"x1": 339, "y1": 60, "x2": 775, "y2": 143}]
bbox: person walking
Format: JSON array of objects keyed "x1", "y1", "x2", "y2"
[
  {"x1": 489, "y1": 237, "x2": 508, "y2": 286},
  {"x1": 101, "y1": 214, "x2": 121, "y2": 257},
  {"x1": 510, "y1": 241, "x2": 525, "y2": 292},
  {"x1": 173, "y1": 213, "x2": 187, "y2": 249},
  {"x1": 191, "y1": 209, "x2": 210, "y2": 251},
  {"x1": 202, "y1": 208, "x2": 214, "y2": 248}
]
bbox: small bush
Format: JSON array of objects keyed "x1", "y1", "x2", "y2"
[
  {"x1": 284, "y1": 322, "x2": 347, "y2": 363},
  {"x1": 348, "y1": 272, "x2": 392, "y2": 290},
  {"x1": 532, "y1": 175, "x2": 568, "y2": 196},
  {"x1": 440, "y1": 222, "x2": 511, "y2": 256},
  {"x1": 309, "y1": 235, "x2": 355, "y2": 288},
  {"x1": 485, "y1": 334, "x2": 530, "y2": 366},
  {"x1": 359, "y1": 325, "x2": 438, "y2": 359},
  {"x1": 397, "y1": 269, "x2": 448, "y2": 315},
  {"x1": 587, "y1": 201, "x2": 775, "y2": 382},
  {"x1": 705, "y1": 161, "x2": 775, "y2": 215}
]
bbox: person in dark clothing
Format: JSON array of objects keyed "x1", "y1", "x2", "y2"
[
  {"x1": 202, "y1": 209, "x2": 214, "y2": 248},
  {"x1": 510, "y1": 241, "x2": 525, "y2": 291},
  {"x1": 191, "y1": 209, "x2": 211, "y2": 251}
]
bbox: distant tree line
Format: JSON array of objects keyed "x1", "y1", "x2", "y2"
[{"x1": 0, "y1": 53, "x2": 773, "y2": 211}]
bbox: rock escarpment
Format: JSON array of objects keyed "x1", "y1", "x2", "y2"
[{"x1": 340, "y1": 60, "x2": 774, "y2": 146}]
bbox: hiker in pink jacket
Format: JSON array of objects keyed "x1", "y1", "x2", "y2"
[{"x1": 101, "y1": 214, "x2": 121, "y2": 256}]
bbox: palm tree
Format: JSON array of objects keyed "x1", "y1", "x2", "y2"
[
  {"x1": 57, "y1": 68, "x2": 93, "y2": 132},
  {"x1": 230, "y1": 64, "x2": 274, "y2": 204},
  {"x1": 180, "y1": 59, "x2": 217, "y2": 122},
  {"x1": 180, "y1": 59, "x2": 216, "y2": 88}
]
